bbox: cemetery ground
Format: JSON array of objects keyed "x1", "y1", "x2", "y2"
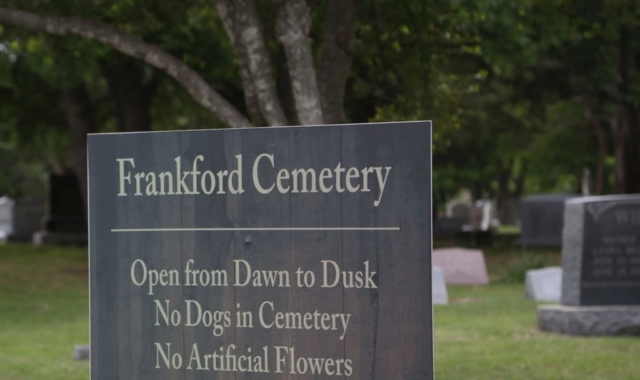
[{"x1": 1, "y1": 244, "x2": 639, "y2": 380}]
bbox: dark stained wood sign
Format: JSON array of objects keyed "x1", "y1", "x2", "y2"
[{"x1": 88, "y1": 121, "x2": 433, "y2": 379}]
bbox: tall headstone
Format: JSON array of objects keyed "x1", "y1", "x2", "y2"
[
  {"x1": 33, "y1": 174, "x2": 87, "y2": 245},
  {"x1": 520, "y1": 194, "x2": 580, "y2": 248},
  {"x1": 88, "y1": 122, "x2": 434, "y2": 379},
  {"x1": 538, "y1": 194, "x2": 640, "y2": 336}
]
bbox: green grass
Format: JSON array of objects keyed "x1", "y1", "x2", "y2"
[
  {"x1": 1, "y1": 244, "x2": 639, "y2": 379},
  {"x1": 436, "y1": 285, "x2": 640, "y2": 380},
  {"x1": 0, "y1": 244, "x2": 89, "y2": 380},
  {"x1": 497, "y1": 224, "x2": 520, "y2": 235}
]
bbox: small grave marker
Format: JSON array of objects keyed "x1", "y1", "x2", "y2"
[
  {"x1": 432, "y1": 266, "x2": 448, "y2": 305},
  {"x1": 525, "y1": 267, "x2": 562, "y2": 303},
  {"x1": 432, "y1": 248, "x2": 489, "y2": 285}
]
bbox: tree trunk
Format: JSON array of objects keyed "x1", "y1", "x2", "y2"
[
  {"x1": 215, "y1": 1, "x2": 266, "y2": 126},
  {"x1": 623, "y1": 110, "x2": 640, "y2": 193},
  {"x1": 611, "y1": 111, "x2": 627, "y2": 194},
  {"x1": 276, "y1": 45, "x2": 299, "y2": 124},
  {"x1": 317, "y1": 0, "x2": 356, "y2": 124},
  {"x1": 613, "y1": 21, "x2": 640, "y2": 193},
  {"x1": 469, "y1": 181, "x2": 483, "y2": 202},
  {"x1": 64, "y1": 84, "x2": 94, "y2": 212},
  {"x1": 276, "y1": 0, "x2": 323, "y2": 125},
  {"x1": 216, "y1": 0, "x2": 288, "y2": 126},
  {"x1": 497, "y1": 175, "x2": 511, "y2": 225},
  {"x1": 593, "y1": 121, "x2": 607, "y2": 195},
  {"x1": 103, "y1": 60, "x2": 158, "y2": 132},
  {"x1": 0, "y1": 6, "x2": 252, "y2": 128},
  {"x1": 581, "y1": 98, "x2": 606, "y2": 195}
]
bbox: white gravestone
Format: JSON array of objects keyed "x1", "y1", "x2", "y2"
[
  {"x1": 0, "y1": 196, "x2": 14, "y2": 241},
  {"x1": 526, "y1": 267, "x2": 562, "y2": 302},
  {"x1": 432, "y1": 266, "x2": 449, "y2": 305}
]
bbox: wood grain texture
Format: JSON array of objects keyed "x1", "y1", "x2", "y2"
[{"x1": 89, "y1": 121, "x2": 433, "y2": 379}]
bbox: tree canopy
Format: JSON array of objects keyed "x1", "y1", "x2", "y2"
[{"x1": 0, "y1": 0, "x2": 638, "y2": 212}]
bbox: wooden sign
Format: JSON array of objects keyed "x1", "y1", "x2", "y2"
[{"x1": 88, "y1": 121, "x2": 433, "y2": 379}]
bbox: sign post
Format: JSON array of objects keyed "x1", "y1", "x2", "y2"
[{"x1": 89, "y1": 121, "x2": 433, "y2": 379}]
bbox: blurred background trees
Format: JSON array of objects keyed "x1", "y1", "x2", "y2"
[{"x1": 0, "y1": 0, "x2": 638, "y2": 212}]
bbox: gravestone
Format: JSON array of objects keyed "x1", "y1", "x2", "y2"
[
  {"x1": 433, "y1": 217, "x2": 464, "y2": 239},
  {"x1": 538, "y1": 194, "x2": 640, "y2": 336},
  {"x1": 0, "y1": 197, "x2": 44, "y2": 242},
  {"x1": 468, "y1": 203, "x2": 482, "y2": 230},
  {"x1": 432, "y1": 266, "x2": 448, "y2": 305},
  {"x1": 432, "y1": 248, "x2": 489, "y2": 285},
  {"x1": 33, "y1": 174, "x2": 87, "y2": 245},
  {"x1": 525, "y1": 267, "x2": 562, "y2": 303},
  {"x1": 11, "y1": 199, "x2": 45, "y2": 241},
  {"x1": 520, "y1": 194, "x2": 580, "y2": 248},
  {"x1": 0, "y1": 196, "x2": 13, "y2": 240},
  {"x1": 498, "y1": 198, "x2": 519, "y2": 226},
  {"x1": 453, "y1": 200, "x2": 495, "y2": 248},
  {"x1": 89, "y1": 121, "x2": 434, "y2": 379},
  {"x1": 73, "y1": 345, "x2": 90, "y2": 361},
  {"x1": 447, "y1": 202, "x2": 470, "y2": 221}
]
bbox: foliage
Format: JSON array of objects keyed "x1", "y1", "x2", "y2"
[
  {"x1": 499, "y1": 254, "x2": 549, "y2": 284},
  {"x1": 0, "y1": 144, "x2": 46, "y2": 198},
  {"x1": 0, "y1": 0, "x2": 639, "y2": 201},
  {"x1": 431, "y1": 0, "x2": 640, "y2": 202},
  {"x1": 353, "y1": 0, "x2": 483, "y2": 143}
]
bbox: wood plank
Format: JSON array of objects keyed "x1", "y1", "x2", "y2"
[{"x1": 89, "y1": 122, "x2": 432, "y2": 380}]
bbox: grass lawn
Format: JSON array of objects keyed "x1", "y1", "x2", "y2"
[
  {"x1": 436, "y1": 285, "x2": 640, "y2": 380},
  {"x1": 1, "y1": 243, "x2": 639, "y2": 379},
  {"x1": 0, "y1": 244, "x2": 89, "y2": 380}
]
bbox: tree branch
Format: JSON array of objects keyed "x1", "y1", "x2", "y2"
[
  {"x1": 317, "y1": 0, "x2": 356, "y2": 124},
  {"x1": 578, "y1": 95, "x2": 606, "y2": 195},
  {"x1": 276, "y1": 0, "x2": 323, "y2": 125},
  {"x1": 216, "y1": 0, "x2": 288, "y2": 126},
  {"x1": 102, "y1": 60, "x2": 157, "y2": 132},
  {"x1": 0, "y1": 6, "x2": 253, "y2": 128}
]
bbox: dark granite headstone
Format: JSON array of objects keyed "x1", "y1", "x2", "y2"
[
  {"x1": 32, "y1": 174, "x2": 87, "y2": 245},
  {"x1": 520, "y1": 194, "x2": 580, "y2": 248},
  {"x1": 433, "y1": 217, "x2": 464, "y2": 238},
  {"x1": 498, "y1": 198, "x2": 519, "y2": 226},
  {"x1": 561, "y1": 195, "x2": 640, "y2": 306},
  {"x1": 11, "y1": 199, "x2": 44, "y2": 241},
  {"x1": 538, "y1": 194, "x2": 640, "y2": 336}
]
